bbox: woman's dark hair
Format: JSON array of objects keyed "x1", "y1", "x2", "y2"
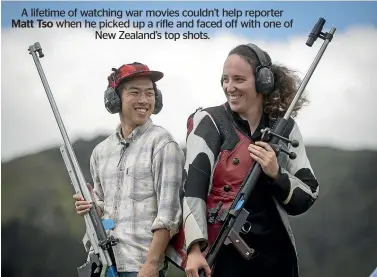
[{"x1": 228, "y1": 45, "x2": 308, "y2": 119}]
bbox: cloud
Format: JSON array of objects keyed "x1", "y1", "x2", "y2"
[{"x1": 2, "y1": 23, "x2": 377, "y2": 162}]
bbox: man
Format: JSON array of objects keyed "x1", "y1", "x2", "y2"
[{"x1": 73, "y1": 62, "x2": 185, "y2": 277}]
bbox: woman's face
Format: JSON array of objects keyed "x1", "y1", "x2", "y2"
[{"x1": 222, "y1": 54, "x2": 262, "y2": 117}]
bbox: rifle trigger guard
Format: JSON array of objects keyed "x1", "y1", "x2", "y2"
[{"x1": 241, "y1": 221, "x2": 251, "y2": 234}]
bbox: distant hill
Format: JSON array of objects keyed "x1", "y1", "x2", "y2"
[{"x1": 2, "y1": 135, "x2": 377, "y2": 277}]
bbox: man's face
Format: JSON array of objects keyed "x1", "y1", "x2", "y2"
[{"x1": 119, "y1": 76, "x2": 155, "y2": 127}]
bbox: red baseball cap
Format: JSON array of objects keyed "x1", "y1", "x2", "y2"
[{"x1": 108, "y1": 62, "x2": 164, "y2": 89}]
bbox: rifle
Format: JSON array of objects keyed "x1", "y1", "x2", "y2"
[
  {"x1": 199, "y1": 17, "x2": 336, "y2": 277},
  {"x1": 28, "y1": 42, "x2": 119, "y2": 277}
]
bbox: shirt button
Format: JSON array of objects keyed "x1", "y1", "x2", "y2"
[
  {"x1": 224, "y1": 185, "x2": 231, "y2": 192},
  {"x1": 233, "y1": 158, "x2": 240, "y2": 165}
]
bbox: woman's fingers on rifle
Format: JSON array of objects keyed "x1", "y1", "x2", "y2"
[
  {"x1": 249, "y1": 145, "x2": 267, "y2": 165},
  {"x1": 185, "y1": 266, "x2": 200, "y2": 277},
  {"x1": 248, "y1": 143, "x2": 267, "y2": 157},
  {"x1": 250, "y1": 153, "x2": 267, "y2": 167},
  {"x1": 255, "y1": 141, "x2": 275, "y2": 155},
  {"x1": 203, "y1": 265, "x2": 211, "y2": 277},
  {"x1": 185, "y1": 267, "x2": 193, "y2": 277}
]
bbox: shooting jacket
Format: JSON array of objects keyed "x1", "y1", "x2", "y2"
[{"x1": 166, "y1": 103, "x2": 319, "y2": 277}]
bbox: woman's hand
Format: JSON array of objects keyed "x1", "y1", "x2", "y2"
[
  {"x1": 248, "y1": 141, "x2": 279, "y2": 180},
  {"x1": 185, "y1": 244, "x2": 211, "y2": 277}
]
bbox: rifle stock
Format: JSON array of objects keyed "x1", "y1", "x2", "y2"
[
  {"x1": 199, "y1": 18, "x2": 336, "y2": 277},
  {"x1": 28, "y1": 42, "x2": 119, "y2": 277}
]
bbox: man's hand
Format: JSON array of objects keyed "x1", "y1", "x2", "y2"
[
  {"x1": 73, "y1": 183, "x2": 95, "y2": 216},
  {"x1": 248, "y1": 141, "x2": 279, "y2": 180},
  {"x1": 138, "y1": 260, "x2": 159, "y2": 277}
]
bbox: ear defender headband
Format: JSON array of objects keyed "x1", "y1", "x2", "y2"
[
  {"x1": 104, "y1": 63, "x2": 163, "y2": 115},
  {"x1": 220, "y1": 43, "x2": 275, "y2": 96}
]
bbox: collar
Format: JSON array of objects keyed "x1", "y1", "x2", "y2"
[
  {"x1": 115, "y1": 118, "x2": 153, "y2": 144},
  {"x1": 224, "y1": 102, "x2": 270, "y2": 140}
]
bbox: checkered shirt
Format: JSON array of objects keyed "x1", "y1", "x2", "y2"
[{"x1": 89, "y1": 118, "x2": 184, "y2": 272}]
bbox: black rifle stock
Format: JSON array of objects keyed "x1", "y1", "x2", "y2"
[
  {"x1": 28, "y1": 42, "x2": 119, "y2": 277},
  {"x1": 199, "y1": 17, "x2": 336, "y2": 277}
]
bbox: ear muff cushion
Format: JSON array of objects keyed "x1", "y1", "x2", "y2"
[
  {"x1": 244, "y1": 44, "x2": 275, "y2": 96},
  {"x1": 153, "y1": 88, "x2": 163, "y2": 115},
  {"x1": 256, "y1": 67, "x2": 275, "y2": 95},
  {"x1": 104, "y1": 87, "x2": 121, "y2": 114}
]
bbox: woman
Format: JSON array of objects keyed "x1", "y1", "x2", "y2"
[{"x1": 179, "y1": 43, "x2": 320, "y2": 277}]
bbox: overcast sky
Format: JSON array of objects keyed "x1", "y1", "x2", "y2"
[{"x1": 1, "y1": 1, "x2": 377, "y2": 162}]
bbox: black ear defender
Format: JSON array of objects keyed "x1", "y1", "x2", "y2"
[
  {"x1": 152, "y1": 83, "x2": 163, "y2": 115},
  {"x1": 104, "y1": 67, "x2": 164, "y2": 115},
  {"x1": 220, "y1": 43, "x2": 275, "y2": 96},
  {"x1": 104, "y1": 68, "x2": 122, "y2": 114},
  {"x1": 245, "y1": 43, "x2": 275, "y2": 96}
]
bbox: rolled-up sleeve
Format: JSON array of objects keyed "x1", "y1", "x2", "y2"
[
  {"x1": 89, "y1": 148, "x2": 105, "y2": 214},
  {"x1": 151, "y1": 141, "x2": 185, "y2": 237}
]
